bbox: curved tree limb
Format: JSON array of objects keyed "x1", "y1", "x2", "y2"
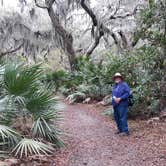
[
  {"x1": 0, "y1": 42, "x2": 23, "y2": 58},
  {"x1": 80, "y1": 0, "x2": 104, "y2": 56},
  {"x1": 80, "y1": 0, "x2": 98, "y2": 26},
  {"x1": 86, "y1": 32, "x2": 103, "y2": 57}
]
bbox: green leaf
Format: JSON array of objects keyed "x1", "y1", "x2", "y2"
[
  {"x1": 25, "y1": 90, "x2": 55, "y2": 113},
  {"x1": 3, "y1": 63, "x2": 42, "y2": 96}
]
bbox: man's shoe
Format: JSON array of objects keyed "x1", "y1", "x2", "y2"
[
  {"x1": 115, "y1": 131, "x2": 122, "y2": 134},
  {"x1": 119, "y1": 132, "x2": 130, "y2": 136}
]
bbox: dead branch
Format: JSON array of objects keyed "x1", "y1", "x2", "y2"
[
  {"x1": 108, "y1": 4, "x2": 143, "y2": 20},
  {"x1": 0, "y1": 42, "x2": 23, "y2": 58}
]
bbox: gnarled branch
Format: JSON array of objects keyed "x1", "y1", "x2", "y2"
[
  {"x1": 86, "y1": 32, "x2": 103, "y2": 57},
  {"x1": 0, "y1": 42, "x2": 23, "y2": 58},
  {"x1": 80, "y1": 0, "x2": 98, "y2": 26},
  {"x1": 80, "y1": 0, "x2": 105, "y2": 56},
  {"x1": 108, "y1": 4, "x2": 145, "y2": 20}
]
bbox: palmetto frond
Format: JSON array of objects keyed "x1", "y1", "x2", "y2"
[
  {"x1": 34, "y1": 108, "x2": 60, "y2": 121},
  {"x1": 0, "y1": 64, "x2": 5, "y2": 79},
  {"x1": 0, "y1": 95, "x2": 24, "y2": 125},
  {"x1": 32, "y1": 117, "x2": 64, "y2": 147},
  {"x1": 0, "y1": 125, "x2": 21, "y2": 147},
  {"x1": 3, "y1": 63, "x2": 42, "y2": 96},
  {"x1": 12, "y1": 138, "x2": 54, "y2": 158},
  {"x1": 25, "y1": 90, "x2": 55, "y2": 113}
]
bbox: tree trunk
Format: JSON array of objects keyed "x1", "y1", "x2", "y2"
[{"x1": 47, "y1": 6, "x2": 76, "y2": 71}]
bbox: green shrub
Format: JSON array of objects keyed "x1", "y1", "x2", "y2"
[{"x1": 45, "y1": 44, "x2": 164, "y2": 118}]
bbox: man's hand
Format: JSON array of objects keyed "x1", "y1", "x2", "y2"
[{"x1": 115, "y1": 97, "x2": 121, "y2": 103}]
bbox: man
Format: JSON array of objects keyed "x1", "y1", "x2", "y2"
[{"x1": 112, "y1": 73, "x2": 130, "y2": 136}]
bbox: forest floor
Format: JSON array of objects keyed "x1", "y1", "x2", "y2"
[{"x1": 5, "y1": 102, "x2": 166, "y2": 166}]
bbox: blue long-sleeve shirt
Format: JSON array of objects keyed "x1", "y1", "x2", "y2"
[{"x1": 112, "y1": 81, "x2": 130, "y2": 107}]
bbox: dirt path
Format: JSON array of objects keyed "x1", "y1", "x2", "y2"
[{"x1": 56, "y1": 103, "x2": 166, "y2": 166}]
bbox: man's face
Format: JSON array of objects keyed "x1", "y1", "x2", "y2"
[{"x1": 114, "y1": 77, "x2": 122, "y2": 83}]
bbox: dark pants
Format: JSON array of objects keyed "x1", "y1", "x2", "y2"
[{"x1": 113, "y1": 105, "x2": 129, "y2": 133}]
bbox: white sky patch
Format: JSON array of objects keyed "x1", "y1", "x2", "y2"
[
  {"x1": 0, "y1": 0, "x2": 98, "y2": 12},
  {"x1": 2, "y1": 0, "x2": 18, "y2": 7},
  {"x1": 0, "y1": 0, "x2": 19, "y2": 13}
]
